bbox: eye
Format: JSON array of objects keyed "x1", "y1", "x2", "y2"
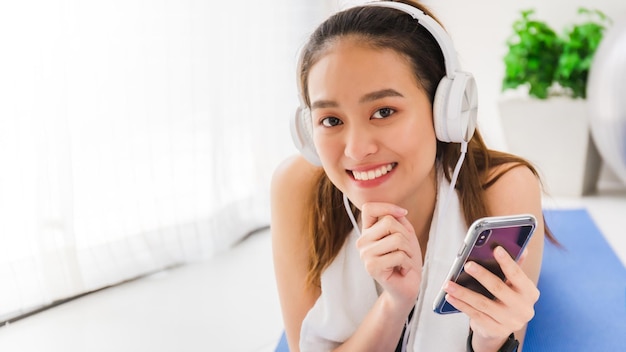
[
  {"x1": 372, "y1": 107, "x2": 395, "y2": 119},
  {"x1": 321, "y1": 116, "x2": 343, "y2": 127}
]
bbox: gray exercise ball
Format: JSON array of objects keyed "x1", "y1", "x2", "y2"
[{"x1": 588, "y1": 15, "x2": 626, "y2": 185}]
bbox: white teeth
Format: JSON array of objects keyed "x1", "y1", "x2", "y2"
[{"x1": 352, "y1": 164, "x2": 394, "y2": 181}]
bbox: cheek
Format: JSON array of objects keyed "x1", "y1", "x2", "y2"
[
  {"x1": 398, "y1": 117, "x2": 437, "y2": 155},
  {"x1": 313, "y1": 133, "x2": 331, "y2": 160},
  {"x1": 314, "y1": 134, "x2": 349, "y2": 185},
  {"x1": 313, "y1": 133, "x2": 344, "y2": 171}
]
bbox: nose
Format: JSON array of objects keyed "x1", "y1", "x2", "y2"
[{"x1": 343, "y1": 123, "x2": 378, "y2": 161}]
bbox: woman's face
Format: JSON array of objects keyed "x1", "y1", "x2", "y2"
[{"x1": 307, "y1": 37, "x2": 438, "y2": 209}]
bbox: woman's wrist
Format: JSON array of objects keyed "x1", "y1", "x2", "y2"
[
  {"x1": 467, "y1": 329, "x2": 519, "y2": 352},
  {"x1": 379, "y1": 290, "x2": 417, "y2": 321}
]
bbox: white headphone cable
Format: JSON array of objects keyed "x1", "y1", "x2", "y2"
[
  {"x1": 343, "y1": 193, "x2": 362, "y2": 237},
  {"x1": 435, "y1": 140, "x2": 468, "y2": 239}
]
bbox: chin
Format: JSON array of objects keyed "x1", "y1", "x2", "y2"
[{"x1": 346, "y1": 191, "x2": 397, "y2": 210}]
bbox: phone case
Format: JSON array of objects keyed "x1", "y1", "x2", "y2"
[{"x1": 432, "y1": 214, "x2": 537, "y2": 314}]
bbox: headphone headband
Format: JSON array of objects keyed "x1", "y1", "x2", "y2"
[{"x1": 361, "y1": 1, "x2": 460, "y2": 79}]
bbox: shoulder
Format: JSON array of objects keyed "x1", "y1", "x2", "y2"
[
  {"x1": 271, "y1": 154, "x2": 321, "y2": 237},
  {"x1": 271, "y1": 154, "x2": 321, "y2": 203},
  {"x1": 272, "y1": 154, "x2": 321, "y2": 184},
  {"x1": 483, "y1": 162, "x2": 542, "y2": 216},
  {"x1": 270, "y1": 154, "x2": 322, "y2": 274}
]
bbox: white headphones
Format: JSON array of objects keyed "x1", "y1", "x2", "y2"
[{"x1": 290, "y1": 1, "x2": 478, "y2": 166}]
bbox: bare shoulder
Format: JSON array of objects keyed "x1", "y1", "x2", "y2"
[
  {"x1": 271, "y1": 154, "x2": 321, "y2": 251},
  {"x1": 272, "y1": 154, "x2": 321, "y2": 196},
  {"x1": 484, "y1": 162, "x2": 543, "y2": 216},
  {"x1": 271, "y1": 155, "x2": 322, "y2": 222},
  {"x1": 483, "y1": 162, "x2": 545, "y2": 265}
]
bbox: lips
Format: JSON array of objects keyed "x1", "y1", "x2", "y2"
[{"x1": 350, "y1": 163, "x2": 396, "y2": 181}]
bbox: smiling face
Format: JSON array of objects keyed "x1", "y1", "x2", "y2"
[{"x1": 307, "y1": 36, "x2": 438, "y2": 210}]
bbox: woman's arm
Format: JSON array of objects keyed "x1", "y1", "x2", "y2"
[
  {"x1": 271, "y1": 155, "x2": 322, "y2": 352},
  {"x1": 444, "y1": 164, "x2": 545, "y2": 352}
]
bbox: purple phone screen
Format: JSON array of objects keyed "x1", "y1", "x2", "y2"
[{"x1": 455, "y1": 225, "x2": 533, "y2": 298}]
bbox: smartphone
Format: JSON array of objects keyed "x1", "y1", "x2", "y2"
[{"x1": 432, "y1": 214, "x2": 537, "y2": 314}]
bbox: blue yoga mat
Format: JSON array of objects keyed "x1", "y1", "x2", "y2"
[
  {"x1": 276, "y1": 208, "x2": 626, "y2": 351},
  {"x1": 525, "y1": 208, "x2": 626, "y2": 351}
]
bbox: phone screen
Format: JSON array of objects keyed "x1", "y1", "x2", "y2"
[{"x1": 455, "y1": 224, "x2": 534, "y2": 299}]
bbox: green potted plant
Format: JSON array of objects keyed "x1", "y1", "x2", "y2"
[
  {"x1": 498, "y1": 8, "x2": 611, "y2": 197},
  {"x1": 555, "y1": 8, "x2": 610, "y2": 99},
  {"x1": 502, "y1": 9, "x2": 562, "y2": 99}
]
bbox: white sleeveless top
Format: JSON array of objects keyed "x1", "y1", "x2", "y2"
[{"x1": 300, "y1": 174, "x2": 470, "y2": 351}]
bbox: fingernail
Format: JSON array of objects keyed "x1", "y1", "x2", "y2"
[
  {"x1": 464, "y1": 261, "x2": 476, "y2": 274},
  {"x1": 495, "y1": 246, "x2": 506, "y2": 258}
]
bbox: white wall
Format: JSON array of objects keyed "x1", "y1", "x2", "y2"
[{"x1": 424, "y1": 0, "x2": 626, "y2": 151}]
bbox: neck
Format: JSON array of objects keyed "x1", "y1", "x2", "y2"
[{"x1": 405, "y1": 166, "x2": 438, "y2": 259}]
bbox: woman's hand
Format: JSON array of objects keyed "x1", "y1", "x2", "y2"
[
  {"x1": 443, "y1": 247, "x2": 540, "y2": 351},
  {"x1": 356, "y1": 202, "x2": 423, "y2": 310}
]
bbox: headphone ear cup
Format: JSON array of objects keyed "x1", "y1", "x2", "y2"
[
  {"x1": 433, "y1": 77, "x2": 452, "y2": 142},
  {"x1": 290, "y1": 106, "x2": 322, "y2": 166},
  {"x1": 433, "y1": 72, "x2": 478, "y2": 143}
]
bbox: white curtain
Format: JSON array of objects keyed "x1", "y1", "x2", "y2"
[{"x1": 0, "y1": 0, "x2": 331, "y2": 322}]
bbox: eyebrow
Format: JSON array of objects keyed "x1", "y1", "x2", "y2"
[
  {"x1": 359, "y1": 88, "x2": 404, "y2": 103},
  {"x1": 310, "y1": 88, "x2": 404, "y2": 110},
  {"x1": 310, "y1": 100, "x2": 338, "y2": 111}
]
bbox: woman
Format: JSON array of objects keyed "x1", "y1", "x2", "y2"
[{"x1": 271, "y1": 1, "x2": 553, "y2": 351}]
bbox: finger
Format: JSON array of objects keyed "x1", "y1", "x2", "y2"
[
  {"x1": 395, "y1": 214, "x2": 416, "y2": 236},
  {"x1": 444, "y1": 276, "x2": 503, "y2": 318},
  {"x1": 443, "y1": 284, "x2": 508, "y2": 336},
  {"x1": 364, "y1": 250, "x2": 415, "y2": 280},
  {"x1": 464, "y1": 260, "x2": 511, "y2": 297},
  {"x1": 447, "y1": 293, "x2": 511, "y2": 341},
  {"x1": 494, "y1": 247, "x2": 540, "y2": 301},
  {"x1": 358, "y1": 230, "x2": 414, "y2": 260},
  {"x1": 516, "y1": 248, "x2": 529, "y2": 266},
  {"x1": 361, "y1": 215, "x2": 410, "y2": 242},
  {"x1": 493, "y1": 247, "x2": 531, "y2": 288},
  {"x1": 361, "y1": 202, "x2": 408, "y2": 229}
]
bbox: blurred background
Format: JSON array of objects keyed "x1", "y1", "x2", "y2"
[
  {"x1": 0, "y1": 0, "x2": 624, "y2": 351},
  {"x1": 0, "y1": 0, "x2": 322, "y2": 323}
]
